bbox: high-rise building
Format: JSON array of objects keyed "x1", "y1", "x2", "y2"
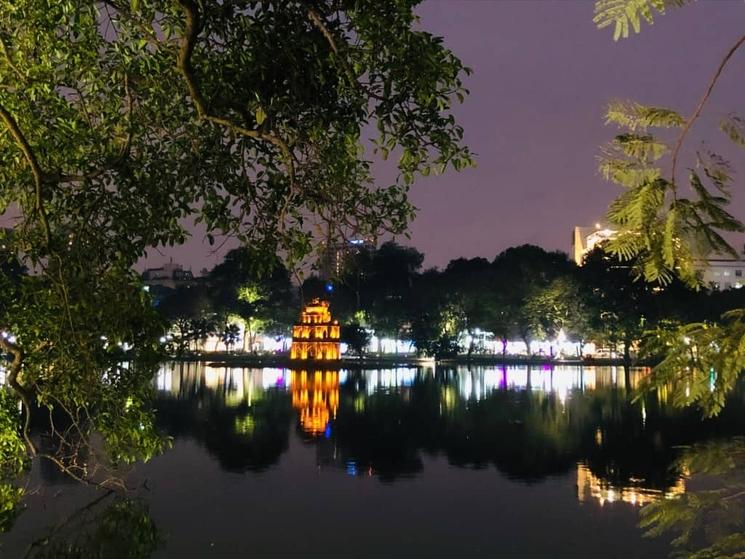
[
  {"x1": 318, "y1": 237, "x2": 375, "y2": 279},
  {"x1": 142, "y1": 259, "x2": 196, "y2": 289}
]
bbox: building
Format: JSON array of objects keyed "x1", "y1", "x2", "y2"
[
  {"x1": 319, "y1": 237, "x2": 375, "y2": 279},
  {"x1": 698, "y1": 258, "x2": 745, "y2": 290},
  {"x1": 142, "y1": 259, "x2": 196, "y2": 289},
  {"x1": 573, "y1": 225, "x2": 745, "y2": 289},
  {"x1": 290, "y1": 299, "x2": 341, "y2": 360},
  {"x1": 572, "y1": 224, "x2": 617, "y2": 265}
]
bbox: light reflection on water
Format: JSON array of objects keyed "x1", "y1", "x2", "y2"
[
  {"x1": 154, "y1": 363, "x2": 673, "y2": 498},
  {"x1": 8, "y1": 363, "x2": 745, "y2": 558},
  {"x1": 156, "y1": 363, "x2": 649, "y2": 406}
]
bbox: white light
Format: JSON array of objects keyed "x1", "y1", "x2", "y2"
[{"x1": 557, "y1": 329, "x2": 567, "y2": 344}]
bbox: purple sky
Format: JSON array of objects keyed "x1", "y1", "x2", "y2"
[
  {"x1": 5, "y1": 1, "x2": 745, "y2": 272},
  {"x1": 154, "y1": 0, "x2": 745, "y2": 272},
  {"x1": 405, "y1": 0, "x2": 745, "y2": 269}
]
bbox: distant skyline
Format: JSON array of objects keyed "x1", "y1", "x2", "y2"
[{"x1": 5, "y1": 1, "x2": 745, "y2": 273}]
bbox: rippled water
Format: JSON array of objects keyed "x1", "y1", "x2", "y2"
[{"x1": 5, "y1": 363, "x2": 745, "y2": 558}]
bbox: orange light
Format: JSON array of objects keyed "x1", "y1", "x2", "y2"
[{"x1": 290, "y1": 299, "x2": 341, "y2": 361}]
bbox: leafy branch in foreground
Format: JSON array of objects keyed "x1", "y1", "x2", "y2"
[
  {"x1": 0, "y1": 0, "x2": 472, "y2": 531},
  {"x1": 640, "y1": 310, "x2": 745, "y2": 418},
  {"x1": 640, "y1": 438, "x2": 745, "y2": 558},
  {"x1": 594, "y1": 0, "x2": 692, "y2": 41},
  {"x1": 594, "y1": 1, "x2": 745, "y2": 417},
  {"x1": 599, "y1": 100, "x2": 744, "y2": 287},
  {"x1": 595, "y1": 3, "x2": 745, "y2": 288}
]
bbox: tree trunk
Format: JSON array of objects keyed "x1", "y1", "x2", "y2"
[{"x1": 623, "y1": 339, "x2": 631, "y2": 364}]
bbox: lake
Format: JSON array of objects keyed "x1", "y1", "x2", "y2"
[{"x1": 4, "y1": 362, "x2": 745, "y2": 558}]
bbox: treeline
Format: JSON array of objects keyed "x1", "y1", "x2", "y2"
[
  {"x1": 155, "y1": 249, "x2": 295, "y2": 353},
  {"x1": 155, "y1": 243, "x2": 745, "y2": 358}
]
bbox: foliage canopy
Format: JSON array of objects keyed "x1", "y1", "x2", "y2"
[{"x1": 0, "y1": 0, "x2": 472, "y2": 529}]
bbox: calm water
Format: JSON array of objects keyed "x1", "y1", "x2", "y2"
[{"x1": 5, "y1": 363, "x2": 745, "y2": 558}]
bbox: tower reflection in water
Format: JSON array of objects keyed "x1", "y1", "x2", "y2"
[
  {"x1": 290, "y1": 370, "x2": 339, "y2": 436},
  {"x1": 155, "y1": 363, "x2": 697, "y2": 507}
]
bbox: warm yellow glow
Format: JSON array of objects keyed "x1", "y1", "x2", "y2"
[
  {"x1": 290, "y1": 299, "x2": 341, "y2": 361},
  {"x1": 290, "y1": 369, "x2": 339, "y2": 436},
  {"x1": 576, "y1": 463, "x2": 685, "y2": 507}
]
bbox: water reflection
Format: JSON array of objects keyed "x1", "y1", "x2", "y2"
[
  {"x1": 155, "y1": 363, "x2": 293, "y2": 472},
  {"x1": 290, "y1": 370, "x2": 339, "y2": 436},
  {"x1": 154, "y1": 363, "x2": 745, "y2": 497},
  {"x1": 576, "y1": 463, "x2": 686, "y2": 507},
  {"x1": 23, "y1": 493, "x2": 159, "y2": 559},
  {"x1": 7, "y1": 363, "x2": 745, "y2": 558}
]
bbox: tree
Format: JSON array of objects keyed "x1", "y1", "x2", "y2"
[
  {"x1": 209, "y1": 248, "x2": 295, "y2": 351},
  {"x1": 580, "y1": 246, "x2": 655, "y2": 362},
  {"x1": 340, "y1": 323, "x2": 371, "y2": 357},
  {"x1": 219, "y1": 323, "x2": 241, "y2": 352},
  {"x1": 524, "y1": 275, "x2": 595, "y2": 357},
  {"x1": 491, "y1": 245, "x2": 576, "y2": 354},
  {"x1": 0, "y1": 0, "x2": 471, "y2": 526},
  {"x1": 440, "y1": 257, "x2": 495, "y2": 343},
  {"x1": 158, "y1": 283, "x2": 216, "y2": 351},
  {"x1": 593, "y1": 0, "x2": 745, "y2": 406},
  {"x1": 363, "y1": 242, "x2": 425, "y2": 344},
  {"x1": 593, "y1": 3, "x2": 745, "y2": 552},
  {"x1": 408, "y1": 274, "x2": 466, "y2": 359}
]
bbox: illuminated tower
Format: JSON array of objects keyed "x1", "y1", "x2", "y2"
[{"x1": 290, "y1": 298, "x2": 341, "y2": 360}]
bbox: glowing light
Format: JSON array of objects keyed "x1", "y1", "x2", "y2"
[
  {"x1": 290, "y1": 299, "x2": 340, "y2": 361},
  {"x1": 290, "y1": 369, "x2": 339, "y2": 436},
  {"x1": 576, "y1": 463, "x2": 685, "y2": 508}
]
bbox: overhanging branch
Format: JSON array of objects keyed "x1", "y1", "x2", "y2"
[
  {"x1": 671, "y1": 33, "x2": 745, "y2": 189},
  {"x1": 0, "y1": 103, "x2": 51, "y2": 245},
  {"x1": 175, "y1": 0, "x2": 296, "y2": 187}
]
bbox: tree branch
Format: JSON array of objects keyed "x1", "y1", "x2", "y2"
[
  {"x1": 670, "y1": 33, "x2": 745, "y2": 189},
  {"x1": 0, "y1": 103, "x2": 51, "y2": 245},
  {"x1": 0, "y1": 335, "x2": 36, "y2": 456},
  {"x1": 0, "y1": 37, "x2": 26, "y2": 83},
  {"x1": 306, "y1": 7, "x2": 384, "y2": 101},
  {"x1": 175, "y1": 0, "x2": 296, "y2": 187}
]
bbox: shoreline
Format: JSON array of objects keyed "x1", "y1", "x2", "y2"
[{"x1": 169, "y1": 352, "x2": 644, "y2": 369}]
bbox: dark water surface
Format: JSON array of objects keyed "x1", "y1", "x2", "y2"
[{"x1": 5, "y1": 363, "x2": 745, "y2": 558}]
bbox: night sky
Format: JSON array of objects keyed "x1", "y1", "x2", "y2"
[
  {"x1": 164, "y1": 0, "x2": 745, "y2": 272},
  {"x1": 5, "y1": 1, "x2": 745, "y2": 272},
  {"x1": 406, "y1": 0, "x2": 745, "y2": 269}
]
